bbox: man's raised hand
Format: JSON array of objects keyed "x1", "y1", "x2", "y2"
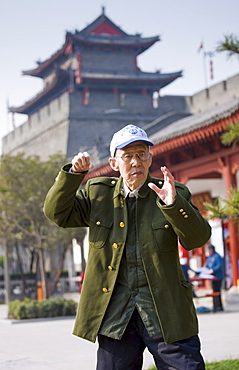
[
  {"x1": 71, "y1": 152, "x2": 94, "y2": 173},
  {"x1": 148, "y1": 166, "x2": 176, "y2": 205}
]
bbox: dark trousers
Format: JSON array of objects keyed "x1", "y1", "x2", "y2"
[
  {"x1": 212, "y1": 279, "x2": 223, "y2": 312},
  {"x1": 97, "y1": 310, "x2": 205, "y2": 370}
]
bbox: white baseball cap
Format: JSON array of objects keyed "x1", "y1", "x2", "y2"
[{"x1": 110, "y1": 124, "x2": 154, "y2": 157}]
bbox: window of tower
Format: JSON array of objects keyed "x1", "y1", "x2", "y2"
[
  {"x1": 120, "y1": 93, "x2": 125, "y2": 107},
  {"x1": 152, "y1": 91, "x2": 160, "y2": 109}
]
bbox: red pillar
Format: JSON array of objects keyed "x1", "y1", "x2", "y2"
[{"x1": 222, "y1": 156, "x2": 238, "y2": 286}]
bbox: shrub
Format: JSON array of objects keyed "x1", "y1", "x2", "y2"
[
  {"x1": 8, "y1": 298, "x2": 77, "y2": 320},
  {"x1": 206, "y1": 359, "x2": 239, "y2": 370},
  {"x1": 147, "y1": 359, "x2": 239, "y2": 370}
]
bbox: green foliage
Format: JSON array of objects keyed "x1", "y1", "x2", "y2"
[
  {"x1": 206, "y1": 359, "x2": 239, "y2": 370},
  {"x1": 204, "y1": 198, "x2": 227, "y2": 220},
  {"x1": 204, "y1": 188, "x2": 239, "y2": 224},
  {"x1": 224, "y1": 188, "x2": 239, "y2": 222},
  {"x1": 206, "y1": 112, "x2": 239, "y2": 225},
  {"x1": 221, "y1": 122, "x2": 239, "y2": 147},
  {"x1": 216, "y1": 33, "x2": 239, "y2": 58},
  {"x1": 0, "y1": 152, "x2": 67, "y2": 246},
  {"x1": 8, "y1": 298, "x2": 77, "y2": 320},
  {"x1": 147, "y1": 359, "x2": 239, "y2": 370},
  {"x1": 0, "y1": 153, "x2": 87, "y2": 298}
]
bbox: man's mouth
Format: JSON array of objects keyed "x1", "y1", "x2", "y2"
[{"x1": 131, "y1": 171, "x2": 142, "y2": 176}]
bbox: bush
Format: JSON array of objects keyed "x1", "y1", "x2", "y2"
[
  {"x1": 8, "y1": 298, "x2": 77, "y2": 320},
  {"x1": 147, "y1": 359, "x2": 239, "y2": 370},
  {"x1": 206, "y1": 359, "x2": 239, "y2": 370}
]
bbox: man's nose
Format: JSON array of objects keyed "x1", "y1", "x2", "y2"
[{"x1": 131, "y1": 154, "x2": 141, "y2": 165}]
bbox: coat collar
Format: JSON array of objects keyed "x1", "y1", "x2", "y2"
[
  {"x1": 113, "y1": 174, "x2": 164, "y2": 200},
  {"x1": 138, "y1": 174, "x2": 153, "y2": 198}
]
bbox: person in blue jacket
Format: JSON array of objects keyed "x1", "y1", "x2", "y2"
[{"x1": 206, "y1": 244, "x2": 224, "y2": 312}]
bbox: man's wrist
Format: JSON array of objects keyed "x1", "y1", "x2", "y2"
[{"x1": 69, "y1": 166, "x2": 88, "y2": 174}]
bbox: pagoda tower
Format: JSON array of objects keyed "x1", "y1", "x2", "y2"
[{"x1": 4, "y1": 9, "x2": 188, "y2": 163}]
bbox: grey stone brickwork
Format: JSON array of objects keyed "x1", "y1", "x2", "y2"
[
  {"x1": 2, "y1": 74, "x2": 239, "y2": 164},
  {"x1": 2, "y1": 93, "x2": 70, "y2": 160},
  {"x1": 82, "y1": 51, "x2": 136, "y2": 72},
  {"x1": 185, "y1": 73, "x2": 239, "y2": 113}
]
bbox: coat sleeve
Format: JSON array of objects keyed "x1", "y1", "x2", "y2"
[
  {"x1": 43, "y1": 164, "x2": 91, "y2": 228},
  {"x1": 157, "y1": 183, "x2": 211, "y2": 250}
]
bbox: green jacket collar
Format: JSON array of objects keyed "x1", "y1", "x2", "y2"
[{"x1": 113, "y1": 174, "x2": 162, "y2": 200}]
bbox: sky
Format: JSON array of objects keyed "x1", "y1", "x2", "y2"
[{"x1": 0, "y1": 0, "x2": 239, "y2": 151}]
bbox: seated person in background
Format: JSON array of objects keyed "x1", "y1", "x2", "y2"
[{"x1": 206, "y1": 244, "x2": 224, "y2": 312}]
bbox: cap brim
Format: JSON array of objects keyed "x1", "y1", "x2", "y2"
[{"x1": 116, "y1": 138, "x2": 154, "y2": 149}]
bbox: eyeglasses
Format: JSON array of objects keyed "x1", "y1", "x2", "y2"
[{"x1": 115, "y1": 151, "x2": 151, "y2": 163}]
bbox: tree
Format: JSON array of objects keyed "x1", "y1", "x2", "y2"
[
  {"x1": 204, "y1": 125, "x2": 239, "y2": 223},
  {"x1": 0, "y1": 153, "x2": 86, "y2": 300},
  {"x1": 216, "y1": 33, "x2": 239, "y2": 59},
  {"x1": 216, "y1": 33, "x2": 239, "y2": 149},
  {"x1": 220, "y1": 122, "x2": 239, "y2": 147}
]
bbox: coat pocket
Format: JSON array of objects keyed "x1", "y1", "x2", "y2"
[
  {"x1": 152, "y1": 219, "x2": 177, "y2": 252},
  {"x1": 89, "y1": 218, "x2": 113, "y2": 249}
]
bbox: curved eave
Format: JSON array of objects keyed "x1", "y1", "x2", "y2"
[
  {"x1": 22, "y1": 32, "x2": 159, "y2": 78},
  {"x1": 71, "y1": 33, "x2": 159, "y2": 46},
  {"x1": 22, "y1": 33, "x2": 74, "y2": 78},
  {"x1": 10, "y1": 70, "x2": 71, "y2": 115},
  {"x1": 82, "y1": 71, "x2": 182, "y2": 89},
  {"x1": 71, "y1": 33, "x2": 159, "y2": 54}
]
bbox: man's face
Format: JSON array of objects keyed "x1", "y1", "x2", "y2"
[{"x1": 109, "y1": 141, "x2": 152, "y2": 190}]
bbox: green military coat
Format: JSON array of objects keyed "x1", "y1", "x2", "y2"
[{"x1": 44, "y1": 165, "x2": 211, "y2": 344}]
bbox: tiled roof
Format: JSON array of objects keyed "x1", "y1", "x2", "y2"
[
  {"x1": 72, "y1": 32, "x2": 159, "y2": 47},
  {"x1": 22, "y1": 12, "x2": 159, "y2": 78},
  {"x1": 82, "y1": 70, "x2": 182, "y2": 89},
  {"x1": 10, "y1": 67, "x2": 182, "y2": 114},
  {"x1": 149, "y1": 97, "x2": 239, "y2": 146}
]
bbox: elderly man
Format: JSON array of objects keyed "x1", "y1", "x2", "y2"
[{"x1": 44, "y1": 124, "x2": 211, "y2": 370}]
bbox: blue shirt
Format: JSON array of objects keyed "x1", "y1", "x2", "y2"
[{"x1": 206, "y1": 252, "x2": 224, "y2": 280}]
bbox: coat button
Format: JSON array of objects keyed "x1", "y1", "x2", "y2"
[
  {"x1": 158, "y1": 181, "x2": 163, "y2": 185},
  {"x1": 112, "y1": 243, "x2": 118, "y2": 249},
  {"x1": 108, "y1": 266, "x2": 113, "y2": 271},
  {"x1": 182, "y1": 212, "x2": 186, "y2": 215},
  {"x1": 184, "y1": 215, "x2": 189, "y2": 218},
  {"x1": 164, "y1": 224, "x2": 169, "y2": 229},
  {"x1": 179, "y1": 209, "x2": 184, "y2": 213},
  {"x1": 102, "y1": 288, "x2": 108, "y2": 293},
  {"x1": 111, "y1": 180, "x2": 116, "y2": 185},
  {"x1": 119, "y1": 222, "x2": 125, "y2": 228},
  {"x1": 96, "y1": 221, "x2": 101, "y2": 225}
]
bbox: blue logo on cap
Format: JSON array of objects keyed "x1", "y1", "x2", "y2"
[{"x1": 129, "y1": 127, "x2": 138, "y2": 135}]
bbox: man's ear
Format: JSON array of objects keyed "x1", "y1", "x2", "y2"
[
  {"x1": 108, "y1": 158, "x2": 119, "y2": 172},
  {"x1": 149, "y1": 152, "x2": 153, "y2": 168}
]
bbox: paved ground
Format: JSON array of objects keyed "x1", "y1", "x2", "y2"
[{"x1": 0, "y1": 292, "x2": 239, "y2": 370}]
